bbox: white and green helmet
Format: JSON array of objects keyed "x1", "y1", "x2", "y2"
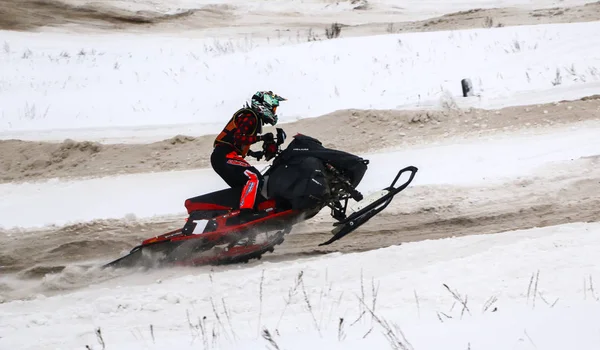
[{"x1": 250, "y1": 91, "x2": 286, "y2": 125}]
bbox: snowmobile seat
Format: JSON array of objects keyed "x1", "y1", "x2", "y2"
[
  {"x1": 185, "y1": 187, "x2": 243, "y2": 212},
  {"x1": 184, "y1": 186, "x2": 269, "y2": 214}
]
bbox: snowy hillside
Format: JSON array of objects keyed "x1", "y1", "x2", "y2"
[{"x1": 2, "y1": 21, "x2": 600, "y2": 141}]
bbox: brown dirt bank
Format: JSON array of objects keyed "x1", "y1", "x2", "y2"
[
  {"x1": 2, "y1": 0, "x2": 600, "y2": 39},
  {"x1": 2, "y1": 97, "x2": 600, "y2": 183},
  {"x1": 345, "y1": 2, "x2": 600, "y2": 36},
  {"x1": 0, "y1": 0, "x2": 198, "y2": 31}
]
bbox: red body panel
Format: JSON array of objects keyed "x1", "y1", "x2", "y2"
[
  {"x1": 257, "y1": 199, "x2": 277, "y2": 211},
  {"x1": 176, "y1": 243, "x2": 274, "y2": 267},
  {"x1": 184, "y1": 200, "x2": 231, "y2": 214},
  {"x1": 141, "y1": 209, "x2": 297, "y2": 246}
]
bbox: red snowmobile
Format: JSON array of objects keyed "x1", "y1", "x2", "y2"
[{"x1": 104, "y1": 129, "x2": 418, "y2": 269}]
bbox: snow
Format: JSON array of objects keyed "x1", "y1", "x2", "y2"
[
  {"x1": 2, "y1": 120, "x2": 599, "y2": 230},
  {"x1": 1, "y1": 221, "x2": 600, "y2": 350},
  {"x1": 2, "y1": 21, "x2": 600, "y2": 142},
  {"x1": 2, "y1": 1, "x2": 600, "y2": 349}
]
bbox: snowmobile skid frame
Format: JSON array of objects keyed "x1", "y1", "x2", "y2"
[{"x1": 102, "y1": 211, "x2": 298, "y2": 269}]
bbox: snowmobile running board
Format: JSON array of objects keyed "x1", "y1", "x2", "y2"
[{"x1": 319, "y1": 165, "x2": 418, "y2": 246}]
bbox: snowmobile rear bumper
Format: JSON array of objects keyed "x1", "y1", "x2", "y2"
[{"x1": 319, "y1": 165, "x2": 418, "y2": 246}]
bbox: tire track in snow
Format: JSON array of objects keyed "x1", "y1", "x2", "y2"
[{"x1": 1, "y1": 155, "x2": 598, "y2": 302}]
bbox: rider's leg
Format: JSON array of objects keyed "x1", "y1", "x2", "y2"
[
  {"x1": 210, "y1": 145, "x2": 242, "y2": 188},
  {"x1": 210, "y1": 146, "x2": 264, "y2": 211}
]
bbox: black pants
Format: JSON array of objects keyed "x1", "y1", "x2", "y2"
[{"x1": 210, "y1": 144, "x2": 264, "y2": 210}]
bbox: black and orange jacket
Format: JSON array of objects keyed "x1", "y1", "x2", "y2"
[{"x1": 214, "y1": 108, "x2": 262, "y2": 157}]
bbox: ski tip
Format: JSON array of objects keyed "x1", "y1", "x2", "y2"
[{"x1": 318, "y1": 232, "x2": 344, "y2": 246}]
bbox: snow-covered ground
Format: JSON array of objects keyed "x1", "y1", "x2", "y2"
[
  {"x1": 2, "y1": 21, "x2": 600, "y2": 142},
  {"x1": 1, "y1": 221, "x2": 600, "y2": 350},
  {"x1": 2, "y1": 1, "x2": 600, "y2": 349},
  {"x1": 1, "y1": 120, "x2": 599, "y2": 230}
]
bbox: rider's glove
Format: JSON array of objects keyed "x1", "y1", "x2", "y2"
[
  {"x1": 263, "y1": 143, "x2": 278, "y2": 161},
  {"x1": 247, "y1": 150, "x2": 264, "y2": 161},
  {"x1": 260, "y1": 132, "x2": 274, "y2": 143},
  {"x1": 265, "y1": 143, "x2": 277, "y2": 154}
]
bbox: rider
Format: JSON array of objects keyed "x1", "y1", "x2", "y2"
[{"x1": 211, "y1": 91, "x2": 286, "y2": 214}]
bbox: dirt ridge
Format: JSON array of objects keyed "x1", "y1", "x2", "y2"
[
  {"x1": 2, "y1": 97, "x2": 600, "y2": 183},
  {"x1": 2, "y1": 0, "x2": 600, "y2": 36},
  {"x1": 0, "y1": 0, "x2": 201, "y2": 31}
]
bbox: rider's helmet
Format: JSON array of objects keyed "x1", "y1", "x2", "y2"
[{"x1": 250, "y1": 91, "x2": 286, "y2": 126}]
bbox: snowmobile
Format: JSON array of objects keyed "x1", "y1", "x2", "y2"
[{"x1": 104, "y1": 128, "x2": 418, "y2": 269}]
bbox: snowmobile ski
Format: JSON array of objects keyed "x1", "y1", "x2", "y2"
[{"x1": 319, "y1": 165, "x2": 418, "y2": 246}]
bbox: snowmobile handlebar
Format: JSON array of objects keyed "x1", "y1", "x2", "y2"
[
  {"x1": 261, "y1": 128, "x2": 287, "y2": 161},
  {"x1": 275, "y1": 127, "x2": 287, "y2": 145}
]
